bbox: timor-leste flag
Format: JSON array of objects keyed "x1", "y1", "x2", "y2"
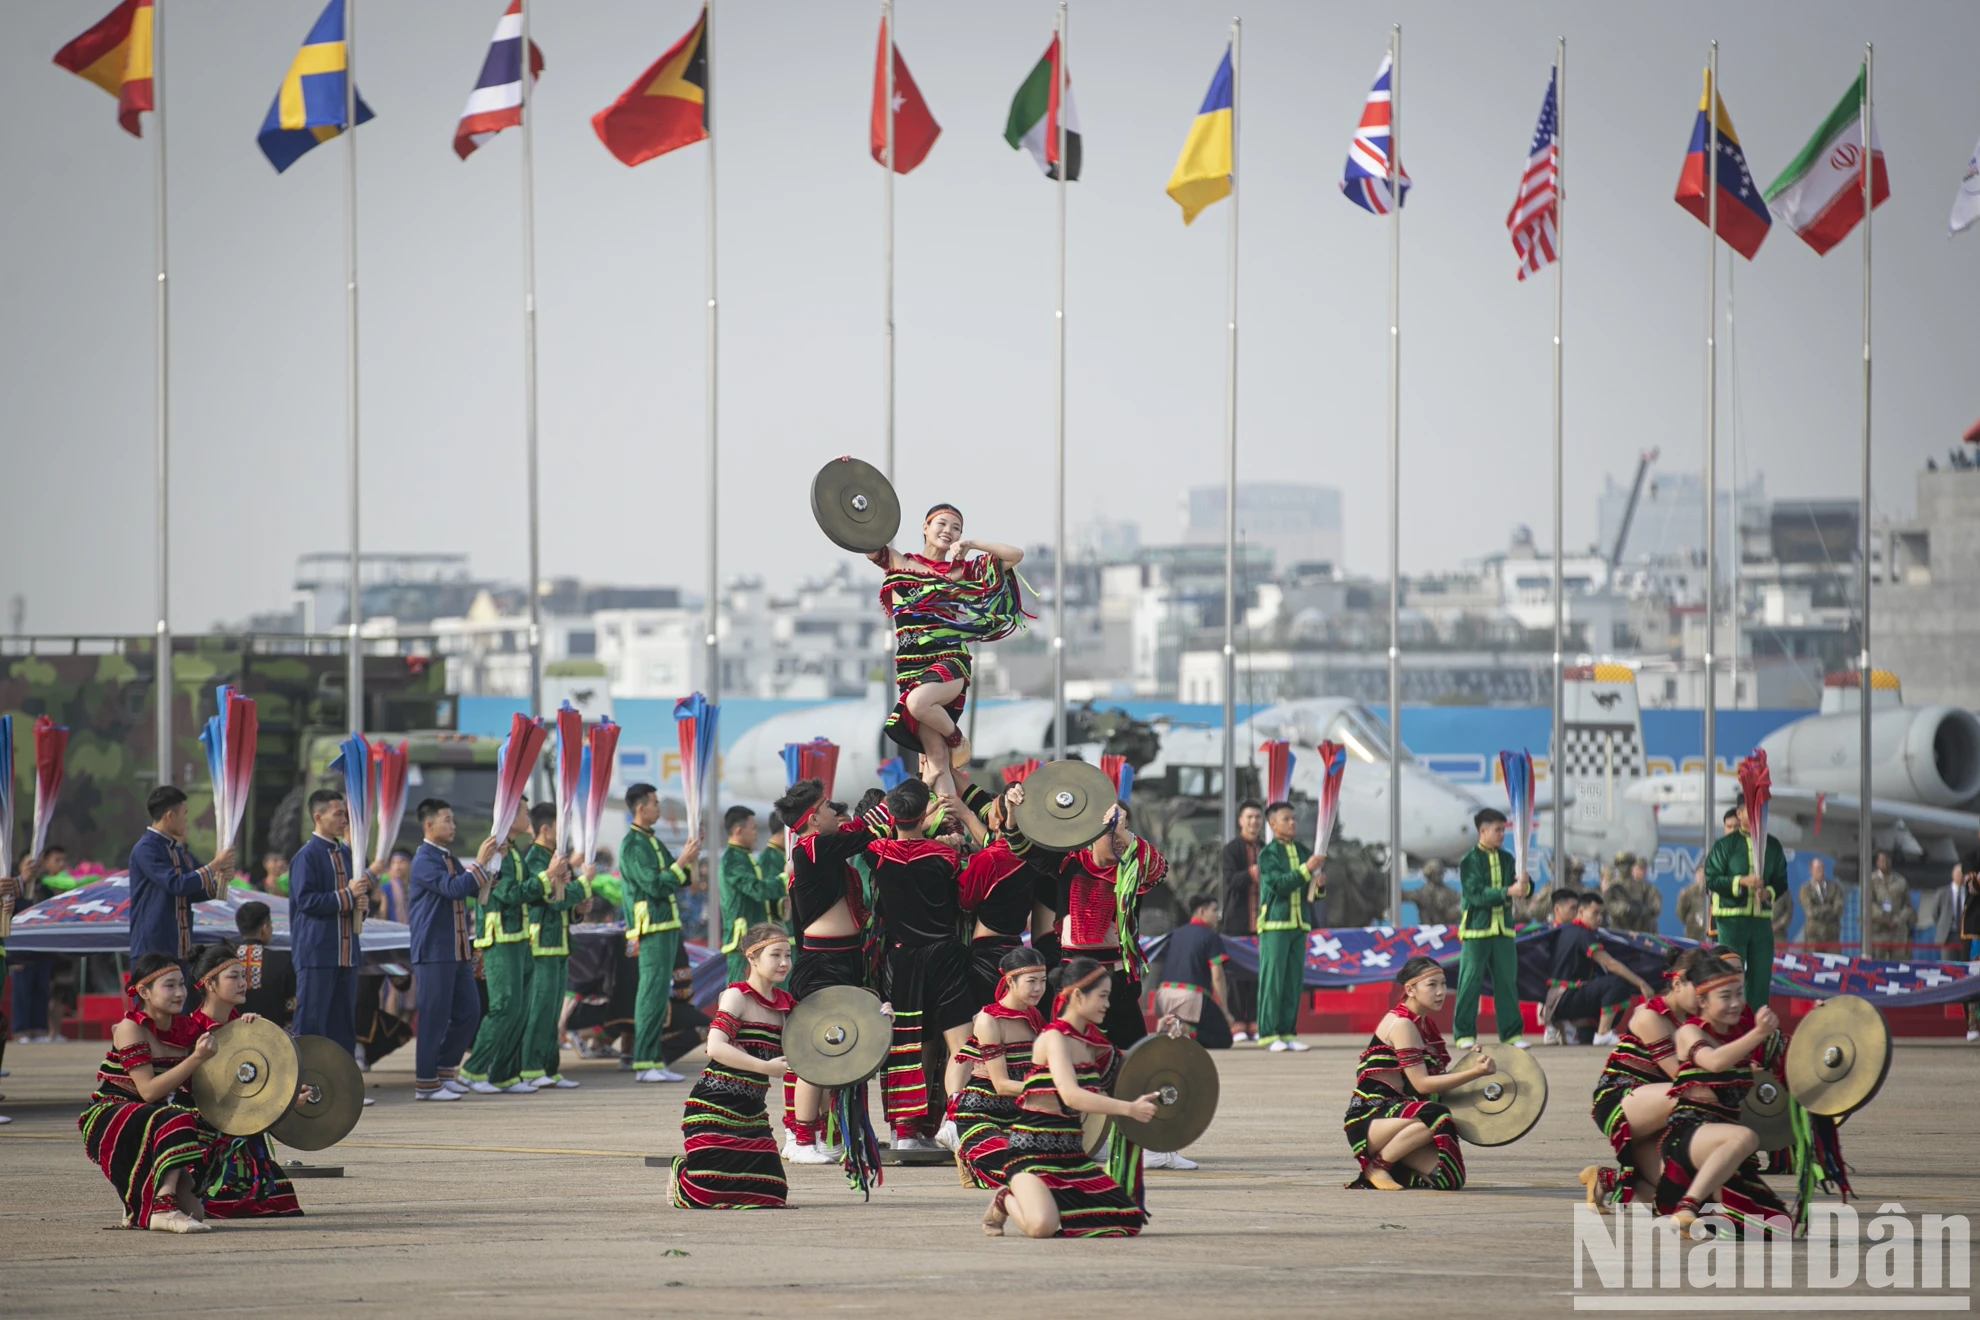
[
  {"x1": 53, "y1": 0, "x2": 155, "y2": 137},
  {"x1": 593, "y1": 5, "x2": 708, "y2": 166}
]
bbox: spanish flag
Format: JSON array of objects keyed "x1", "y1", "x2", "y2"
[
  {"x1": 593, "y1": 6, "x2": 709, "y2": 167},
  {"x1": 53, "y1": 0, "x2": 155, "y2": 137},
  {"x1": 1166, "y1": 45, "x2": 1234, "y2": 225}
]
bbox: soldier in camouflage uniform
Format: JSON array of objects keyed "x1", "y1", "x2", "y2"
[
  {"x1": 1864, "y1": 851, "x2": 1916, "y2": 959},
  {"x1": 1676, "y1": 865, "x2": 1711, "y2": 942},
  {"x1": 1411, "y1": 860, "x2": 1461, "y2": 927},
  {"x1": 1620, "y1": 856, "x2": 1663, "y2": 934},
  {"x1": 1599, "y1": 861, "x2": 1637, "y2": 932}
]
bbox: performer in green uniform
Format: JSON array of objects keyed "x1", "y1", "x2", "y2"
[
  {"x1": 520, "y1": 803, "x2": 585, "y2": 1089},
  {"x1": 1256, "y1": 801, "x2": 1322, "y2": 1053},
  {"x1": 1452, "y1": 808, "x2": 1531, "y2": 1049},
  {"x1": 1703, "y1": 801, "x2": 1787, "y2": 1009},
  {"x1": 719, "y1": 805, "x2": 786, "y2": 983},
  {"x1": 460, "y1": 805, "x2": 539, "y2": 1094},
  {"x1": 622, "y1": 782, "x2": 698, "y2": 1083},
  {"x1": 758, "y1": 809, "x2": 787, "y2": 894}
]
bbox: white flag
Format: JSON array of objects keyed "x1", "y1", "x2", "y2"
[{"x1": 1953, "y1": 137, "x2": 1980, "y2": 236}]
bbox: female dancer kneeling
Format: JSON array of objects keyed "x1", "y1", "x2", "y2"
[
  {"x1": 868, "y1": 500, "x2": 1026, "y2": 799},
  {"x1": 1344, "y1": 955, "x2": 1496, "y2": 1191},
  {"x1": 1580, "y1": 947, "x2": 1709, "y2": 1211},
  {"x1": 956, "y1": 947, "x2": 1049, "y2": 1194},
  {"x1": 672, "y1": 925, "x2": 794, "y2": 1210},
  {"x1": 80, "y1": 954, "x2": 218, "y2": 1232},
  {"x1": 187, "y1": 943, "x2": 303, "y2": 1218},
  {"x1": 1655, "y1": 953, "x2": 1788, "y2": 1239},
  {"x1": 988, "y1": 957, "x2": 1157, "y2": 1238}
]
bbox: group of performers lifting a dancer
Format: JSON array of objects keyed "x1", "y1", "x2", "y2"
[{"x1": 76, "y1": 500, "x2": 1844, "y2": 1241}]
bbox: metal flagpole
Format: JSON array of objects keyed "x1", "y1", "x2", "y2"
[
  {"x1": 1386, "y1": 24, "x2": 1403, "y2": 920},
  {"x1": 883, "y1": 0, "x2": 895, "y2": 484},
  {"x1": 1858, "y1": 44, "x2": 1874, "y2": 951},
  {"x1": 521, "y1": 0, "x2": 542, "y2": 721},
  {"x1": 704, "y1": 0, "x2": 723, "y2": 946},
  {"x1": 1702, "y1": 41, "x2": 1719, "y2": 864},
  {"x1": 1052, "y1": 2, "x2": 1068, "y2": 760},
  {"x1": 153, "y1": 0, "x2": 172, "y2": 787},
  {"x1": 1549, "y1": 38, "x2": 1566, "y2": 887},
  {"x1": 1219, "y1": 17, "x2": 1240, "y2": 841},
  {"x1": 344, "y1": 0, "x2": 364, "y2": 738}
]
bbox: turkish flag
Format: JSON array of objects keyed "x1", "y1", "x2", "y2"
[{"x1": 870, "y1": 19, "x2": 939, "y2": 174}]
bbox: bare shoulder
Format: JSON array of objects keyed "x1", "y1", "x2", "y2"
[
  {"x1": 1377, "y1": 1012, "x2": 1424, "y2": 1048},
  {"x1": 111, "y1": 1018, "x2": 143, "y2": 1047},
  {"x1": 973, "y1": 1011, "x2": 1000, "y2": 1044},
  {"x1": 715, "y1": 986, "x2": 749, "y2": 1018}
]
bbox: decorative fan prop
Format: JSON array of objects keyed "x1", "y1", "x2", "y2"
[
  {"x1": 492, "y1": 713, "x2": 550, "y2": 846},
  {"x1": 1313, "y1": 741, "x2": 1347, "y2": 858},
  {"x1": 1499, "y1": 749, "x2": 1535, "y2": 881},
  {"x1": 197, "y1": 692, "x2": 250, "y2": 852},
  {"x1": 673, "y1": 693, "x2": 719, "y2": 842},
  {"x1": 1258, "y1": 739, "x2": 1295, "y2": 804}
]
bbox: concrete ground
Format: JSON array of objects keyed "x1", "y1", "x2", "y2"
[{"x1": 1, "y1": 1033, "x2": 1975, "y2": 1317}]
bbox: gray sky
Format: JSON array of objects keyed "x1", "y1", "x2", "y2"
[{"x1": 5, "y1": 0, "x2": 1979, "y2": 635}]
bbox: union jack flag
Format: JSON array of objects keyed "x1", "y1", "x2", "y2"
[
  {"x1": 1507, "y1": 68, "x2": 1560, "y2": 279},
  {"x1": 1341, "y1": 52, "x2": 1410, "y2": 214},
  {"x1": 454, "y1": 0, "x2": 544, "y2": 160}
]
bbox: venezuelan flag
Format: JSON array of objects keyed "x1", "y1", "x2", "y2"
[
  {"x1": 592, "y1": 6, "x2": 709, "y2": 168},
  {"x1": 1166, "y1": 46, "x2": 1233, "y2": 225},
  {"x1": 1674, "y1": 69, "x2": 1770, "y2": 260},
  {"x1": 52, "y1": 0, "x2": 155, "y2": 138},
  {"x1": 258, "y1": 0, "x2": 375, "y2": 174}
]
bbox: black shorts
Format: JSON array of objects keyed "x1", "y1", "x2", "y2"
[
  {"x1": 1553, "y1": 973, "x2": 1634, "y2": 1023},
  {"x1": 883, "y1": 939, "x2": 975, "y2": 1036},
  {"x1": 789, "y1": 933, "x2": 868, "y2": 1001}
]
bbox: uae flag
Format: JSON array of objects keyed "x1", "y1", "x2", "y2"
[
  {"x1": 1004, "y1": 35, "x2": 1080, "y2": 180},
  {"x1": 1763, "y1": 64, "x2": 1889, "y2": 256}
]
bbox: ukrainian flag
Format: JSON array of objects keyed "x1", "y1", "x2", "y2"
[
  {"x1": 1166, "y1": 46, "x2": 1234, "y2": 225},
  {"x1": 258, "y1": 0, "x2": 374, "y2": 174}
]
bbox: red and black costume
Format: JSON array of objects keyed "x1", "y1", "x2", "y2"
[
  {"x1": 954, "y1": 996, "x2": 1044, "y2": 1190},
  {"x1": 1652, "y1": 1015, "x2": 1791, "y2": 1231},
  {"x1": 671, "y1": 984, "x2": 794, "y2": 1210},
  {"x1": 1586, "y1": 994, "x2": 1683, "y2": 1206},
  {"x1": 1006, "y1": 1018, "x2": 1146, "y2": 1237},
  {"x1": 184, "y1": 1005, "x2": 303, "y2": 1218},
  {"x1": 865, "y1": 836, "x2": 974, "y2": 1136},
  {"x1": 79, "y1": 1013, "x2": 216, "y2": 1228},
  {"x1": 1342, "y1": 1003, "x2": 1466, "y2": 1190},
  {"x1": 786, "y1": 819, "x2": 880, "y2": 1003},
  {"x1": 957, "y1": 838, "x2": 1036, "y2": 1007},
  {"x1": 1057, "y1": 835, "x2": 1168, "y2": 1051},
  {"x1": 873, "y1": 551, "x2": 1029, "y2": 756}
]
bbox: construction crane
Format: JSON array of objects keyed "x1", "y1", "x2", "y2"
[{"x1": 1607, "y1": 448, "x2": 1659, "y2": 570}]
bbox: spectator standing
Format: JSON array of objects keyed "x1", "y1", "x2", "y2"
[
  {"x1": 1864, "y1": 851, "x2": 1915, "y2": 960},
  {"x1": 1798, "y1": 858, "x2": 1844, "y2": 949},
  {"x1": 1217, "y1": 799, "x2": 1265, "y2": 1043}
]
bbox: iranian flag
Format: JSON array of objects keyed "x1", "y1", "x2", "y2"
[
  {"x1": 1004, "y1": 35, "x2": 1080, "y2": 180},
  {"x1": 1763, "y1": 64, "x2": 1889, "y2": 256}
]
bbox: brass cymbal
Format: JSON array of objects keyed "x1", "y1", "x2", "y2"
[
  {"x1": 1786, "y1": 994, "x2": 1892, "y2": 1117},
  {"x1": 1109, "y1": 1034, "x2": 1219, "y2": 1152},
  {"x1": 811, "y1": 457, "x2": 901, "y2": 555},
  {"x1": 189, "y1": 1017, "x2": 300, "y2": 1137},
  {"x1": 1011, "y1": 760, "x2": 1121, "y2": 851},
  {"x1": 1740, "y1": 1070, "x2": 1793, "y2": 1152},
  {"x1": 1081, "y1": 1109, "x2": 1110, "y2": 1156},
  {"x1": 267, "y1": 1035, "x2": 365, "y2": 1151},
  {"x1": 1443, "y1": 1040, "x2": 1549, "y2": 1147},
  {"x1": 784, "y1": 985, "x2": 891, "y2": 1088}
]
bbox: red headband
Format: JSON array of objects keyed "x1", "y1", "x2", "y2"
[
  {"x1": 791, "y1": 800, "x2": 820, "y2": 833},
  {"x1": 125, "y1": 964, "x2": 176, "y2": 1000},
  {"x1": 1052, "y1": 966, "x2": 1109, "y2": 1016}
]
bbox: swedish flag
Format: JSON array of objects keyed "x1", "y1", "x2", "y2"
[{"x1": 258, "y1": 0, "x2": 374, "y2": 173}]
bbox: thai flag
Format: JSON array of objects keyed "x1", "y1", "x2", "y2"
[
  {"x1": 454, "y1": 0, "x2": 544, "y2": 160},
  {"x1": 1101, "y1": 754, "x2": 1135, "y2": 803},
  {"x1": 371, "y1": 739, "x2": 409, "y2": 869},
  {"x1": 1314, "y1": 741, "x2": 1347, "y2": 857},
  {"x1": 1499, "y1": 749, "x2": 1535, "y2": 880},
  {"x1": 673, "y1": 694, "x2": 719, "y2": 842},
  {"x1": 579, "y1": 717, "x2": 620, "y2": 865},
  {"x1": 1507, "y1": 67, "x2": 1559, "y2": 279},
  {"x1": 331, "y1": 733, "x2": 371, "y2": 873},
  {"x1": 554, "y1": 702, "x2": 584, "y2": 856},
  {"x1": 491, "y1": 713, "x2": 549, "y2": 847},
  {"x1": 1258, "y1": 740, "x2": 1295, "y2": 804},
  {"x1": 195, "y1": 691, "x2": 250, "y2": 853},
  {"x1": 1341, "y1": 52, "x2": 1410, "y2": 214}
]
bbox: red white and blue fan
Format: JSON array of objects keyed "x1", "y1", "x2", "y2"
[
  {"x1": 554, "y1": 702, "x2": 585, "y2": 856},
  {"x1": 0, "y1": 716, "x2": 15, "y2": 933},
  {"x1": 1100, "y1": 753, "x2": 1135, "y2": 802},
  {"x1": 1738, "y1": 749, "x2": 1772, "y2": 879},
  {"x1": 1258, "y1": 739, "x2": 1295, "y2": 804},
  {"x1": 578, "y1": 716, "x2": 621, "y2": 864},
  {"x1": 1313, "y1": 740, "x2": 1347, "y2": 857},
  {"x1": 782, "y1": 738, "x2": 841, "y2": 801},
  {"x1": 673, "y1": 693, "x2": 719, "y2": 842},
  {"x1": 329, "y1": 733, "x2": 372, "y2": 876},
  {"x1": 1000, "y1": 759, "x2": 1041, "y2": 787},
  {"x1": 876, "y1": 757, "x2": 909, "y2": 791},
  {"x1": 492, "y1": 713, "x2": 550, "y2": 847},
  {"x1": 29, "y1": 714, "x2": 70, "y2": 860},
  {"x1": 195, "y1": 690, "x2": 252, "y2": 854},
  {"x1": 1499, "y1": 748, "x2": 1536, "y2": 880},
  {"x1": 371, "y1": 739, "x2": 409, "y2": 869}
]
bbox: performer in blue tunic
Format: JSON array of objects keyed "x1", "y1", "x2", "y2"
[
  {"x1": 408, "y1": 798, "x2": 503, "y2": 1102},
  {"x1": 288, "y1": 789, "x2": 372, "y2": 1054},
  {"x1": 126, "y1": 785, "x2": 234, "y2": 966}
]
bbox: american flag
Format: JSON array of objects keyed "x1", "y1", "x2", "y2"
[
  {"x1": 454, "y1": 0, "x2": 544, "y2": 161},
  {"x1": 1341, "y1": 53, "x2": 1410, "y2": 214},
  {"x1": 1507, "y1": 68, "x2": 1559, "y2": 279}
]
